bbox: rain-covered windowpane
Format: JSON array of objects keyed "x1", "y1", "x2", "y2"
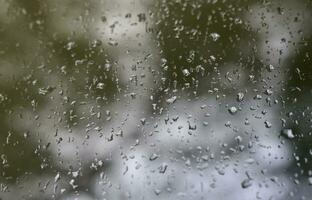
[{"x1": 0, "y1": 0, "x2": 312, "y2": 199}]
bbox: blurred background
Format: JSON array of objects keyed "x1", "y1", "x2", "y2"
[{"x1": 0, "y1": 0, "x2": 312, "y2": 199}]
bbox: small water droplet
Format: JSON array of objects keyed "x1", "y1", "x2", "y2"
[
  {"x1": 149, "y1": 153, "x2": 159, "y2": 161},
  {"x1": 281, "y1": 129, "x2": 295, "y2": 139},
  {"x1": 182, "y1": 69, "x2": 190, "y2": 77},
  {"x1": 166, "y1": 96, "x2": 177, "y2": 104},
  {"x1": 210, "y1": 33, "x2": 220, "y2": 41},
  {"x1": 228, "y1": 106, "x2": 238, "y2": 115},
  {"x1": 237, "y1": 92, "x2": 244, "y2": 102},
  {"x1": 264, "y1": 121, "x2": 272, "y2": 128},
  {"x1": 241, "y1": 179, "x2": 253, "y2": 188}
]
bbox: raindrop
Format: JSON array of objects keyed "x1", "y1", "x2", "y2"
[
  {"x1": 66, "y1": 41, "x2": 76, "y2": 50},
  {"x1": 101, "y1": 15, "x2": 107, "y2": 22},
  {"x1": 149, "y1": 153, "x2": 159, "y2": 161},
  {"x1": 166, "y1": 96, "x2": 177, "y2": 104},
  {"x1": 96, "y1": 82, "x2": 105, "y2": 90},
  {"x1": 267, "y1": 64, "x2": 275, "y2": 72},
  {"x1": 237, "y1": 92, "x2": 244, "y2": 102},
  {"x1": 241, "y1": 179, "x2": 253, "y2": 189},
  {"x1": 210, "y1": 33, "x2": 220, "y2": 41},
  {"x1": 159, "y1": 163, "x2": 168, "y2": 173},
  {"x1": 264, "y1": 121, "x2": 272, "y2": 128},
  {"x1": 154, "y1": 189, "x2": 161, "y2": 195},
  {"x1": 281, "y1": 129, "x2": 295, "y2": 139},
  {"x1": 182, "y1": 69, "x2": 190, "y2": 77},
  {"x1": 228, "y1": 106, "x2": 238, "y2": 115}
]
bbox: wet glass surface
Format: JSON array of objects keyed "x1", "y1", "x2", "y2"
[{"x1": 0, "y1": 0, "x2": 312, "y2": 199}]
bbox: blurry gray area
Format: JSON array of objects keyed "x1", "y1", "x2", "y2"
[{"x1": 0, "y1": 0, "x2": 312, "y2": 199}]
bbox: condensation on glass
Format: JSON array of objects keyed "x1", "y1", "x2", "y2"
[{"x1": 0, "y1": 0, "x2": 312, "y2": 199}]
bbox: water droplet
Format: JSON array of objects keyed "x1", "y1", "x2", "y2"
[
  {"x1": 55, "y1": 173, "x2": 60, "y2": 182},
  {"x1": 308, "y1": 177, "x2": 312, "y2": 185},
  {"x1": 228, "y1": 106, "x2": 238, "y2": 115},
  {"x1": 210, "y1": 33, "x2": 220, "y2": 41},
  {"x1": 237, "y1": 92, "x2": 244, "y2": 102},
  {"x1": 166, "y1": 96, "x2": 177, "y2": 104},
  {"x1": 267, "y1": 64, "x2": 275, "y2": 72},
  {"x1": 149, "y1": 153, "x2": 159, "y2": 161},
  {"x1": 66, "y1": 41, "x2": 76, "y2": 50},
  {"x1": 264, "y1": 121, "x2": 272, "y2": 128},
  {"x1": 241, "y1": 179, "x2": 253, "y2": 188},
  {"x1": 159, "y1": 163, "x2": 168, "y2": 173},
  {"x1": 96, "y1": 82, "x2": 105, "y2": 89},
  {"x1": 182, "y1": 69, "x2": 190, "y2": 77},
  {"x1": 154, "y1": 189, "x2": 161, "y2": 195},
  {"x1": 101, "y1": 15, "x2": 107, "y2": 22},
  {"x1": 140, "y1": 118, "x2": 146, "y2": 125},
  {"x1": 281, "y1": 129, "x2": 295, "y2": 139}
]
